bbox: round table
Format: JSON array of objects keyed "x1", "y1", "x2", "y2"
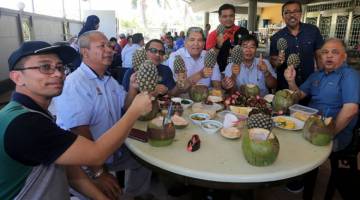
[{"x1": 125, "y1": 113, "x2": 332, "y2": 186}]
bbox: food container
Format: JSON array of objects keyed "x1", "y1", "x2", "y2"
[
  {"x1": 180, "y1": 99, "x2": 193, "y2": 109},
  {"x1": 289, "y1": 104, "x2": 319, "y2": 121},
  {"x1": 189, "y1": 113, "x2": 210, "y2": 125},
  {"x1": 200, "y1": 120, "x2": 223, "y2": 134}
]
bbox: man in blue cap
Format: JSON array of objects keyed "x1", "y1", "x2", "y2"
[{"x1": 0, "y1": 41, "x2": 152, "y2": 200}]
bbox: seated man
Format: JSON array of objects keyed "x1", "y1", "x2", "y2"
[
  {"x1": 222, "y1": 34, "x2": 277, "y2": 96},
  {"x1": 284, "y1": 38, "x2": 360, "y2": 152},
  {"x1": 123, "y1": 39, "x2": 180, "y2": 96},
  {"x1": 54, "y1": 31, "x2": 152, "y2": 200},
  {"x1": 167, "y1": 27, "x2": 221, "y2": 92},
  {"x1": 0, "y1": 41, "x2": 151, "y2": 199}
]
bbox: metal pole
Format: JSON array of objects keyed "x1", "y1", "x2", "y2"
[
  {"x1": 247, "y1": 0, "x2": 257, "y2": 32},
  {"x1": 204, "y1": 12, "x2": 209, "y2": 28}
]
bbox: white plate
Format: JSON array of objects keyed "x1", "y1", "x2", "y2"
[{"x1": 272, "y1": 116, "x2": 304, "y2": 131}]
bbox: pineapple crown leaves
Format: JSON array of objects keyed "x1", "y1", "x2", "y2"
[
  {"x1": 231, "y1": 45, "x2": 243, "y2": 65},
  {"x1": 277, "y1": 38, "x2": 288, "y2": 51},
  {"x1": 287, "y1": 53, "x2": 300, "y2": 67},
  {"x1": 173, "y1": 55, "x2": 186, "y2": 74},
  {"x1": 204, "y1": 48, "x2": 218, "y2": 68},
  {"x1": 216, "y1": 24, "x2": 226, "y2": 35},
  {"x1": 132, "y1": 48, "x2": 147, "y2": 71},
  {"x1": 136, "y1": 60, "x2": 159, "y2": 93}
]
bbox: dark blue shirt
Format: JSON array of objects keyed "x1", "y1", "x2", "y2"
[
  {"x1": 270, "y1": 23, "x2": 324, "y2": 90},
  {"x1": 300, "y1": 64, "x2": 360, "y2": 151},
  {"x1": 122, "y1": 64, "x2": 176, "y2": 92}
]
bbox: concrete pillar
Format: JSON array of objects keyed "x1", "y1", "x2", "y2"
[
  {"x1": 247, "y1": 0, "x2": 257, "y2": 32},
  {"x1": 204, "y1": 12, "x2": 209, "y2": 28}
]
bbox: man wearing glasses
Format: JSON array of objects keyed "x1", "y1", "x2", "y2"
[
  {"x1": 122, "y1": 39, "x2": 179, "y2": 96},
  {"x1": 0, "y1": 40, "x2": 152, "y2": 199},
  {"x1": 53, "y1": 31, "x2": 153, "y2": 200},
  {"x1": 270, "y1": 0, "x2": 324, "y2": 90},
  {"x1": 167, "y1": 27, "x2": 222, "y2": 92}
]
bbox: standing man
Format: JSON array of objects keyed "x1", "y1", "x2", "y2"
[
  {"x1": 206, "y1": 3, "x2": 249, "y2": 72},
  {"x1": 0, "y1": 40, "x2": 151, "y2": 200},
  {"x1": 270, "y1": 0, "x2": 324, "y2": 90},
  {"x1": 121, "y1": 33, "x2": 144, "y2": 70},
  {"x1": 54, "y1": 31, "x2": 152, "y2": 200},
  {"x1": 168, "y1": 27, "x2": 222, "y2": 91}
]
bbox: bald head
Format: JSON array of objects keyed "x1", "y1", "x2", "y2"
[
  {"x1": 78, "y1": 30, "x2": 106, "y2": 50},
  {"x1": 320, "y1": 37, "x2": 347, "y2": 72}
]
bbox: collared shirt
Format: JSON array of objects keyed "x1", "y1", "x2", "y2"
[
  {"x1": 122, "y1": 64, "x2": 176, "y2": 92},
  {"x1": 224, "y1": 58, "x2": 277, "y2": 96},
  {"x1": 54, "y1": 63, "x2": 127, "y2": 161},
  {"x1": 300, "y1": 63, "x2": 360, "y2": 151},
  {"x1": 270, "y1": 23, "x2": 324, "y2": 89},
  {"x1": 167, "y1": 47, "x2": 222, "y2": 87},
  {"x1": 121, "y1": 43, "x2": 141, "y2": 69}
]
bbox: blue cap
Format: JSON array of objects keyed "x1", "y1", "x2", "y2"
[{"x1": 8, "y1": 41, "x2": 78, "y2": 71}]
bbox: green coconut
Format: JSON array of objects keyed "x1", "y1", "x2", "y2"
[
  {"x1": 139, "y1": 100, "x2": 160, "y2": 121},
  {"x1": 189, "y1": 85, "x2": 209, "y2": 102},
  {"x1": 303, "y1": 116, "x2": 333, "y2": 146},
  {"x1": 240, "y1": 84, "x2": 260, "y2": 97},
  {"x1": 272, "y1": 89, "x2": 297, "y2": 112},
  {"x1": 147, "y1": 116, "x2": 176, "y2": 147},
  {"x1": 242, "y1": 128, "x2": 279, "y2": 166}
]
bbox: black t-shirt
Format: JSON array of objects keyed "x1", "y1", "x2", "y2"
[
  {"x1": 217, "y1": 27, "x2": 249, "y2": 72},
  {"x1": 4, "y1": 92, "x2": 77, "y2": 166}
]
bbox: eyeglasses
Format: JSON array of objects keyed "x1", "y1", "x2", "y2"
[
  {"x1": 283, "y1": 10, "x2": 301, "y2": 16},
  {"x1": 147, "y1": 48, "x2": 165, "y2": 56},
  {"x1": 14, "y1": 64, "x2": 70, "y2": 75}
]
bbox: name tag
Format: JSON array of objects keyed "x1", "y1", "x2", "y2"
[{"x1": 96, "y1": 87, "x2": 103, "y2": 95}]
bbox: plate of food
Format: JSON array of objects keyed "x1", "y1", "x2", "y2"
[{"x1": 272, "y1": 116, "x2": 304, "y2": 131}]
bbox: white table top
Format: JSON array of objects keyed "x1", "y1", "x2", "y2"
[{"x1": 125, "y1": 114, "x2": 332, "y2": 183}]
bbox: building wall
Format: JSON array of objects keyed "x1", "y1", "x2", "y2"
[
  {"x1": 261, "y1": 4, "x2": 283, "y2": 25},
  {"x1": 32, "y1": 17, "x2": 64, "y2": 43}
]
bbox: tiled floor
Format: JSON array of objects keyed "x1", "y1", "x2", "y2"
[{"x1": 1, "y1": 90, "x2": 357, "y2": 199}]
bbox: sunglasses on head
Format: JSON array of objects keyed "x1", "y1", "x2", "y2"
[{"x1": 147, "y1": 48, "x2": 165, "y2": 56}]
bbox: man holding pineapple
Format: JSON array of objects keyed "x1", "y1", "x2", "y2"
[
  {"x1": 54, "y1": 31, "x2": 152, "y2": 200},
  {"x1": 167, "y1": 27, "x2": 222, "y2": 93}
]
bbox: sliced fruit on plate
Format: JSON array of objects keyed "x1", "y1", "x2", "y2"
[
  {"x1": 171, "y1": 115, "x2": 189, "y2": 129},
  {"x1": 229, "y1": 106, "x2": 252, "y2": 116}
]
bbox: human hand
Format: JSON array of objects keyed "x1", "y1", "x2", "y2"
[
  {"x1": 155, "y1": 84, "x2": 168, "y2": 95},
  {"x1": 284, "y1": 66, "x2": 296, "y2": 82},
  {"x1": 129, "y1": 72, "x2": 138, "y2": 89},
  {"x1": 278, "y1": 50, "x2": 285, "y2": 65},
  {"x1": 216, "y1": 34, "x2": 224, "y2": 48},
  {"x1": 130, "y1": 92, "x2": 152, "y2": 115},
  {"x1": 202, "y1": 67, "x2": 213, "y2": 78},
  {"x1": 257, "y1": 53, "x2": 268, "y2": 73},
  {"x1": 93, "y1": 172, "x2": 122, "y2": 200},
  {"x1": 231, "y1": 64, "x2": 240, "y2": 75},
  {"x1": 222, "y1": 77, "x2": 235, "y2": 90}
]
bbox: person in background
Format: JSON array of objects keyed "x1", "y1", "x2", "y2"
[
  {"x1": 0, "y1": 40, "x2": 152, "y2": 200},
  {"x1": 109, "y1": 37, "x2": 122, "y2": 82},
  {"x1": 164, "y1": 35, "x2": 175, "y2": 60},
  {"x1": 204, "y1": 23, "x2": 211, "y2": 39},
  {"x1": 222, "y1": 34, "x2": 277, "y2": 96},
  {"x1": 121, "y1": 33, "x2": 144, "y2": 70},
  {"x1": 175, "y1": 31, "x2": 185, "y2": 50},
  {"x1": 206, "y1": 3, "x2": 249, "y2": 72},
  {"x1": 119, "y1": 33, "x2": 128, "y2": 49}
]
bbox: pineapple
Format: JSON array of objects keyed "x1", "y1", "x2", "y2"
[
  {"x1": 247, "y1": 113, "x2": 273, "y2": 130},
  {"x1": 276, "y1": 38, "x2": 288, "y2": 52},
  {"x1": 204, "y1": 48, "x2": 218, "y2": 69},
  {"x1": 132, "y1": 48, "x2": 147, "y2": 71},
  {"x1": 287, "y1": 53, "x2": 300, "y2": 68},
  {"x1": 216, "y1": 24, "x2": 226, "y2": 36},
  {"x1": 231, "y1": 45, "x2": 243, "y2": 65},
  {"x1": 173, "y1": 55, "x2": 187, "y2": 88},
  {"x1": 136, "y1": 60, "x2": 159, "y2": 93},
  {"x1": 173, "y1": 55, "x2": 186, "y2": 74}
]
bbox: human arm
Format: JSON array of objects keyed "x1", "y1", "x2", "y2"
[
  {"x1": 124, "y1": 72, "x2": 139, "y2": 110},
  {"x1": 66, "y1": 165, "x2": 112, "y2": 200},
  {"x1": 258, "y1": 56, "x2": 277, "y2": 89},
  {"x1": 284, "y1": 66, "x2": 307, "y2": 100},
  {"x1": 333, "y1": 103, "x2": 359, "y2": 135}
]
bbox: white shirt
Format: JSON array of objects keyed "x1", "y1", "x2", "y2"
[
  {"x1": 224, "y1": 58, "x2": 277, "y2": 96},
  {"x1": 167, "y1": 47, "x2": 221, "y2": 87},
  {"x1": 121, "y1": 43, "x2": 141, "y2": 68}
]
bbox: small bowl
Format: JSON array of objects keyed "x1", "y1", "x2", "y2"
[
  {"x1": 181, "y1": 99, "x2": 194, "y2": 109},
  {"x1": 171, "y1": 97, "x2": 182, "y2": 103},
  {"x1": 200, "y1": 120, "x2": 223, "y2": 134},
  {"x1": 189, "y1": 113, "x2": 210, "y2": 125}
]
